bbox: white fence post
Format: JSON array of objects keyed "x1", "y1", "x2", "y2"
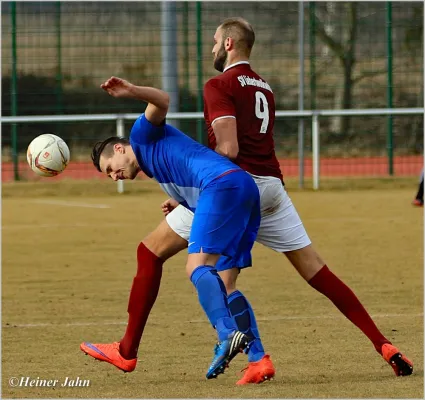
[
  {"x1": 116, "y1": 117, "x2": 125, "y2": 194},
  {"x1": 312, "y1": 113, "x2": 320, "y2": 190}
]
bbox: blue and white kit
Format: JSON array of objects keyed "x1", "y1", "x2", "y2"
[{"x1": 130, "y1": 114, "x2": 260, "y2": 265}]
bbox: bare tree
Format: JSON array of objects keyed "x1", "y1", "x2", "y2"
[
  {"x1": 313, "y1": 2, "x2": 386, "y2": 135},
  {"x1": 403, "y1": 4, "x2": 423, "y2": 151}
]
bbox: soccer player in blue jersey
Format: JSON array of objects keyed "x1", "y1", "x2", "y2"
[{"x1": 81, "y1": 76, "x2": 260, "y2": 379}]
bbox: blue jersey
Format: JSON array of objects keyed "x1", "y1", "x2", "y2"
[{"x1": 129, "y1": 114, "x2": 240, "y2": 212}]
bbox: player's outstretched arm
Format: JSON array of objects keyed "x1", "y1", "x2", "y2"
[{"x1": 100, "y1": 76, "x2": 169, "y2": 125}]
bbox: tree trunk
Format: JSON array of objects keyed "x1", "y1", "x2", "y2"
[
  {"x1": 330, "y1": 57, "x2": 354, "y2": 135},
  {"x1": 328, "y1": 3, "x2": 357, "y2": 135},
  {"x1": 330, "y1": 82, "x2": 344, "y2": 134}
]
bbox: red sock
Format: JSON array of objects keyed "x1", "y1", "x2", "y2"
[
  {"x1": 308, "y1": 265, "x2": 390, "y2": 354},
  {"x1": 119, "y1": 242, "x2": 163, "y2": 359}
]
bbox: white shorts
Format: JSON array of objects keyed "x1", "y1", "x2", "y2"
[{"x1": 166, "y1": 174, "x2": 311, "y2": 253}]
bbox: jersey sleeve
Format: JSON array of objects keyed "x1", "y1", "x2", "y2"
[
  {"x1": 130, "y1": 114, "x2": 165, "y2": 145},
  {"x1": 204, "y1": 79, "x2": 236, "y2": 124}
]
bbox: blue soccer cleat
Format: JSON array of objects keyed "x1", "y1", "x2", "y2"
[{"x1": 206, "y1": 331, "x2": 250, "y2": 379}]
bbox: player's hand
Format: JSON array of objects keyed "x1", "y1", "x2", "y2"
[
  {"x1": 100, "y1": 76, "x2": 134, "y2": 98},
  {"x1": 161, "y1": 198, "x2": 179, "y2": 216}
]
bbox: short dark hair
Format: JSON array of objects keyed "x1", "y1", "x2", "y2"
[
  {"x1": 219, "y1": 17, "x2": 255, "y2": 54},
  {"x1": 91, "y1": 137, "x2": 129, "y2": 172}
]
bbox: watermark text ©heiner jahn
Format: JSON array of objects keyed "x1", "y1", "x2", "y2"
[{"x1": 9, "y1": 376, "x2": 90, "y2": 388}]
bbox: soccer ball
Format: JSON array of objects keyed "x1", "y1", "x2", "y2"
[{"x1": 27, "y1": 134, "x2": 70, "y2": 177}]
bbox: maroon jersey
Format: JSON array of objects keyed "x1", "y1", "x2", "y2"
[{"x1": 203, "y1": 62, "x2": 283, "y2": 181}]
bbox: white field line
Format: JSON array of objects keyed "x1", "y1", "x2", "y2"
[
  {"x1": 1, "y1": 216, "x2": 403, "y2": 230},
  {"x1": 3, "y1": 214, "x2": 413, "y2": 231},
  {"x1": 2, "y1": 222, "x2": 129, "y2": 230},
  {"x1": 32, "y1": 200, "x2": 111, "y2": 208},
  {"x1": 3, "y1": 313, "x2": 423, "y2": 329}
]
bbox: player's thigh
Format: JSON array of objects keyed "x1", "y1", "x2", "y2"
[
  {"x1": 256, "y1": 182, "x2": 311, "y2": 252},
  {"x1": 253, "y1": 180, "x2": 325, "y2": 280},
  {"x1": 214, "y1": 201, "x2": 260, "y2": 277},
  {"x1": 166, "y1": 204, "x2": 194, "y2": 241},
  {"x1": 165, "y1": 204, "x2": 222, "y2": 275},
  {"x1": 143, "y1": 218, "x2": 188, "y2": 261}
]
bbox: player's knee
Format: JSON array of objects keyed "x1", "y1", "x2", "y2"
[
  {"x1": 185, "y1": 257, "x2": 204, "y2": 279},
  {"x1": 218, "y1": 269, "x2": 239, "y2": 295},
  {"x1": 308, "y1": 246, "x2": 325, "y2": 269},
  {"x1": 137, "y1": 241, "x2": 146, "y2": 256},
  {"x1": 285, "y1": 245, "x2": 325, "y2": 281},
  {"x1": 223, "y1": 280, "x2": 237, "y2": 295},
  {"x1": 142, "y1": 236, "x2": 163, "y2": 259},
  {"x1": 185, "y1": 254, "x2": 201, "y2": 278},
  {"x1": 220, "y1": 275, "x2": 237, "y2": 293},
  {"x1": 186, "y1": 252, "x2": 221, "y2": 279},
  {"x1": 135, "y1": 242, "x2": 158, "y2": 276},
  {"x1": 142, "y1": 223, "x2": 187, "y2": 261},
  {"x1": 185, "y1": 262, "x2": 195, "y2": 279}
]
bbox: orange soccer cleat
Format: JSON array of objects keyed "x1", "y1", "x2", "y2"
[
  {"x1": 236, "y1": 354, "x2": 276, "y2": 385},
  {"x1": 412, "y1": 199, "x2": 424, "y2": 207},
  {"x1": 80, "y1": 341, "x2": 137, "y2": 373},
  {"x1": 381, "y1": 343, "x2": 413, "y2": 376}
]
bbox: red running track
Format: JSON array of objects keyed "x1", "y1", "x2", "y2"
[{"x1": 2, "y1": 155, "x2": 423, "y2": 182}]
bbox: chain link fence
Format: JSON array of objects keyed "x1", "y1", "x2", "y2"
[{"x1": 1, "y1": 2, "x2": 423, "y2": 181}]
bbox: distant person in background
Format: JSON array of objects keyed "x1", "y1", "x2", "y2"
[{"x1": 412, "y1": 169, "x2": 423, "y2": 207}]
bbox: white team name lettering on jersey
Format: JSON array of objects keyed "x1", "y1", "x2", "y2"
[{"x1": 237, "y1": 75, "x2": 273, "y2": 93}]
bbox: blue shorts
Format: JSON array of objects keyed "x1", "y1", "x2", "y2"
[
  {"x1": 215, "y1": 251, "x2": 252, "y2": 272},
  {"x1": 188, "y1": 170, "x2": 260, "y2": 266}
]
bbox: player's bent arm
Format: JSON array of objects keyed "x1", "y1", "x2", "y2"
[
  {"x1": 212, "y1": 117, "x2": 239, "y2": 160},
  {"x1": 128, "y1": 85, "x2": 170, "y2": 126},
  {"x1": 101, "y1": 77, "x2": 169, "y2": 126},
  {"x1": 161, "y1": 198, "x2": 180, "y2": 216}
]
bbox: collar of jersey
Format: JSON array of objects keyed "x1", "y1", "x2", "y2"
[{"x1": 223, "y1": 61, "x2": 250, "y2": 73}]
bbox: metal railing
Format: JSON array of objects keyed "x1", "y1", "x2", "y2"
[{"x1": 2, "y1": 107, "x2": 423, "y2": 191}]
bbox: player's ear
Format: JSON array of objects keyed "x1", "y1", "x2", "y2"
[
  {"x1": 114, "y1": 143, "x2": 124, "y2": 154},
  {"x1": 224, "y1": 37, "x2": 233, "y2": 51}
]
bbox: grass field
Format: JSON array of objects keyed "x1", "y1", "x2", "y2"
[{"x1": 2, "y1": 178, "x2": 423, "y2": 398}]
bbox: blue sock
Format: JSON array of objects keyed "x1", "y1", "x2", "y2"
[
  {"x1": 190, "y1": 266, "x2": 236, "y2": 341},
  {"x1": 228, "y1": 290, "x2": 265, "y2": 362}
]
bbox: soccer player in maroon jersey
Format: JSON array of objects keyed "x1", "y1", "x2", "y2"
[
  {"x1": 164, "y1": 17, "x2": 413, "y2": 383},
  {"x1": 81, "y1": 17, "x2": 413, "y2": 384}
]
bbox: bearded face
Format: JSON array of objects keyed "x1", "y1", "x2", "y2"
[{"x1": 213, "y1": 37, "x2": 228, "y2": 72}]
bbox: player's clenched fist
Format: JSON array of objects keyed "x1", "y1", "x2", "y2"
[{"x1": 161, "y1": 198, "x2": 179, "y2": 216}]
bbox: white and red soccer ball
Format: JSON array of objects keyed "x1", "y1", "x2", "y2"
[{"x1": 27, "y1": 134, "x2": 70, "y2": 177}]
